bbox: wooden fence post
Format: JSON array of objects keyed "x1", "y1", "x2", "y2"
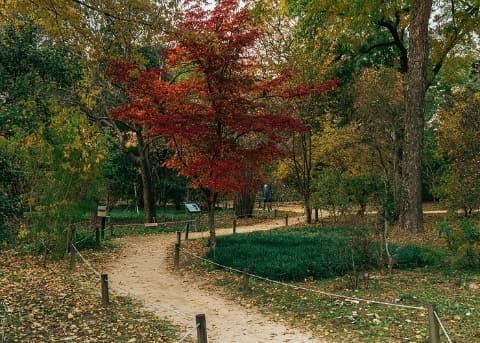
[
  {"x1": 233, "y1": 219, "x2": 237, "y2": 234},
  {"x1": 285, "y1": 214, "x2": 289, "y2": 226},
  {"x1": 66, "y1": 226, "x2": 72, "y2": 254},
  {"x1": 101, "y1": 274, "x2": 109, "y2": 306},
  {"x1": 176, "y1": 231, "x2": 181, "y2": 247},
  {"x1": 95, "y1": 227, "x2": 101, "y2": 247},
  {"x1": 69, "y1": 243, "x2": 76, "y2": 271},
  {"x1": 174, "y1": 243, "x2": 180, "y2": 269},
  {"x1": 274, "y1": 209, "x2": 277, "y2": 218},
  {"x1": 100, "y1": 217, "x2": 106, "y2": 240},
  {"x1": 185, "y1": 223, "x2": 190, "y2": 240},
  {"x1": 196, "y1": 313, "x2": 208, "y2": 343},
  {"x1": 242, "y1": 268, "x2": 250, "y2": 295},
  {"x1": 428, "y1": 304, "x2": 440, "y2": 343}
]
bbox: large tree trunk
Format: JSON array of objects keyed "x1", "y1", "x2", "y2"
[
  {"x1": 402, "y1": 0, "x2": 432, "y2": 233},
  {"x1": 137, "y1": 132, "x2": 156, "y2": 223}
]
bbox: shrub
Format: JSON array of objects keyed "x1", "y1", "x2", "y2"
[
  {"x1": 390, "y1": 244, "x2": 445, "y2": 269},
  {"x1": 438, "y1": 219, "x2": 480, "y2": 269}
]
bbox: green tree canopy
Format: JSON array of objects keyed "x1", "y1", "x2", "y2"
[{"x1": 0, "y1": 21, "x2": 81, "y2": 137}]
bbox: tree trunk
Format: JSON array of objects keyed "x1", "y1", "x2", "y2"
[
  {"x1": 303, "y1": 130, "x2": 312, "y2": 224},
  {"x1": 402, "y1": 0, "x2": 432, "y2": 233},
  {"x1": 234, "y1": 192, "x2": 255, "y2": 218},
  {"x1": 304, "y1": 193, "x2": 312, "y2": 224},
  {"x1": 137, "y1": 133, "x2": 156, "y2": 223},
  {"x1": 204, "y1": 189, "x2": 218, "y2": 249},
  {"x1": 292, "y1": 130, "x2": 313, "y2": 224}
]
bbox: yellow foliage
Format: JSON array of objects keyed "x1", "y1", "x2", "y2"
[
  {"x1": 312, "y1": 122, "x2": 374, "y2": 175},
  {"x1": 16, "y1": 224, "x2": 29, "y2": 240},
  {"x1": 273, "y1": 159, "x2": 293, "y2": 181}
]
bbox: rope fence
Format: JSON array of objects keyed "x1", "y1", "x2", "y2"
[
  {"x1": 182, "y1": 249, "x2": 426, "y2": 310},
  {"x1": 69, "y1": 242, "x2": 207, "y2": 343},
  {"x1": 177, "y1": 323, "x2": 200, "y2": 343},
  {"x1": 71, "y1": 244, "x2": 101, "y2": 276},
  {"x1": 182, "y1": 247, "x2": 454, "y2": 342},
  {"x1": 112, "y1": 219, "x2": 196, "y2": 228},
  {"x1": 434, "y1": 310, "x2": 453, "y2": 343},
  {"x1": 73, "y1": 231, "x2": 96, "y2": 246}
]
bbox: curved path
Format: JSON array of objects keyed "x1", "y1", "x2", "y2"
[{"x1": 106, "y1": 214, "x2": 327, "y2": 342}]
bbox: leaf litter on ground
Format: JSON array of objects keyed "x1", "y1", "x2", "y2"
[{"x1": 0, "y1": 249, "x2": 182, "y2": 342}]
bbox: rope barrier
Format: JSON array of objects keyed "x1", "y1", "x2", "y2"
[
  {"x1": 177, "y1": 323, "x2": 200, "y2": 343},
  {"x1": 182, "y1": 249, "x2": 427, "y2": 311},
  {"x1": 71, "y1": 244, "x2": 101, "y2": 276},
  {"x1": 112, "y1": 219, "x2": 195, "y2": 228},
  {"x1": 434, "y1": 311, "x2": 453, "y2": 343},
  {"x1": 74, "y1": 232, "x2": 96, "y2": 246}
]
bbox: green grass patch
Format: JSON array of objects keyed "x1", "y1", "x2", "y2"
[{"x1": 206, "y1": 227, "x2": 446, "y2": 281}]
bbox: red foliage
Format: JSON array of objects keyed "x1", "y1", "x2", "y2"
[{"x1": 108, "y1": 0, "x2": 337, "y2": 195}]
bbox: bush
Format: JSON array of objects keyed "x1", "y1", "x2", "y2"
[
  {"x1": 438, "y1": 219, "x2": 480, "y2": 269},
  {"x1": 390, "y1": 244, "x2": 445, "y2": 269},
  {"x1": 0, "y1": 150, "x2": 22, "y2": 244}
]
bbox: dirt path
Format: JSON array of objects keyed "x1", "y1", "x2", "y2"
[{"x1": 106, "y1": 212, "x2": 327, "y2": 342}]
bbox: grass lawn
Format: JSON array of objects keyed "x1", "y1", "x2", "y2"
[{"x1": 181, "y1": 215, "x2": 480, "y2": 342}]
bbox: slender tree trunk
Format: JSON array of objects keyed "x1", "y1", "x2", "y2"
[
  {"x1": 137, "y1": 133, "x2": 156, "y2": 223},
  {"x1": 292, "y1": 130, "x2": 313, "y2": 224},
  {"x1": 402, "y1": 0, "x2": 432, "y2": 233},
  {"x1": 304, "y1": 130, "x2": 312, "y2": 224},
  {"x1": 204, "y1": 189, "x2": 218, "y2": 249},
  {"x1": 304, "y1": 192, "x2": 312, "y2": 224}
]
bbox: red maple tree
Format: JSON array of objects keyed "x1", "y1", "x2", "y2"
[{"x1": 109, "y1": 0, "x2": 338, "y2": 247}]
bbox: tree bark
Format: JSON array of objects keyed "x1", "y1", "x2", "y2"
[
  {"x1": 303, "y1": 130, "x2": 312, "y2": 224},
  {"x1": 204, "y1": 189, "x2": 218, "y2": 249},
  {"x1": 234, "y1": 192, "x2": 255, "y2": 218},
  {"x1": 136, "y1": 132, "x2": 156, "y2": 223},
  {"x1": 291, "y1": 130, "x2": 313, "y2": 224},
  {"x1": 402, "y1": 0, "x2": 432, "y2": 232},
  {"x1": 304, "y1": 192, "x2": 312, "y2": 224}
]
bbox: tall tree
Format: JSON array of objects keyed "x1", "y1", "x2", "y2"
[
  {"x1": 434, "y1": 85, "x2": 480, "y2": 215},
  {"x1": 283, "y1": 0, "x2": 480, "y2": 231},
  {"x1": 4, "y1": 0, "x2": 181, "y2": 223},
  {"x1": 354, "y1": 68, "x2": 404, "y2": 211},
  {"x1": 0, "y1": 22, "x2": 81, "y2": 137},
  {"x1": 402, "y1": 0, "x2": 432, "y2": 232},
  {"x1": 0, "y1": 21, "x2": 105, "y2": 252},
  {"x1": 109, "y1": 0, "x2": 311, "y2": 248},
  {"x1": 254, "y1": 0, "x2": 338, "y2": 223}
]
